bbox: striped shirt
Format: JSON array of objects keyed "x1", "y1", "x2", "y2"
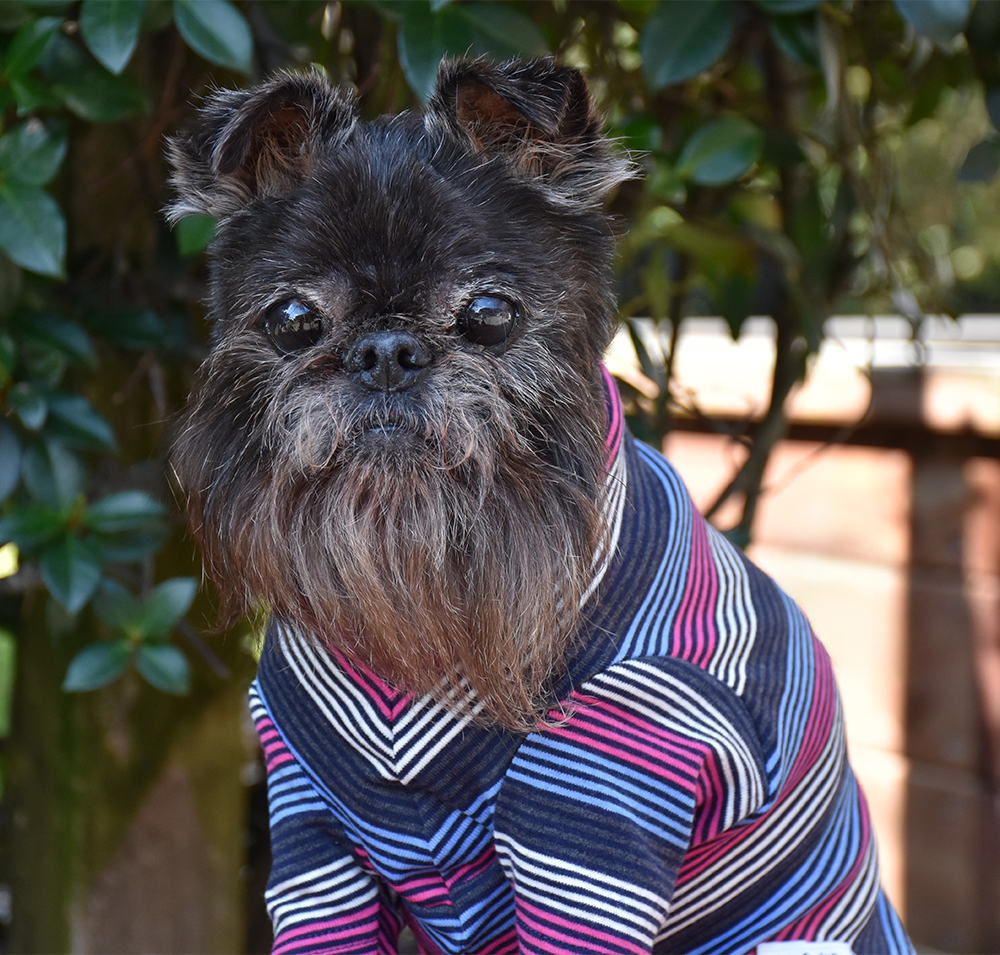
[{"x1": 250, "y1": 372, "x2": 913, "y2": 954}]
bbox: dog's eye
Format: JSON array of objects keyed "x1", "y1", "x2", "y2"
[
  {"x1": 457, "y1": 296, "x2": 518, "y2": 348},
  {"x1": 263, "y1": 300, "x2": 322, "y2": 355}
]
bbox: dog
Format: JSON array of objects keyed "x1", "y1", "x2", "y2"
[{"x1": 168, "y1": 58, "x2": 913, "y2": 955}]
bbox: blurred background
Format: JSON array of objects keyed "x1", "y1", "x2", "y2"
[{"x1": 0, "y1": 0, "x2": 998, "y2": 951}]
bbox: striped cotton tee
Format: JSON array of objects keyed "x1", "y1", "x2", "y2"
[{"x1": 250, "y1": 372, "x2": 914, "y2": 955}]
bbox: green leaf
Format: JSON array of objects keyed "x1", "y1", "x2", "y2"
[
  {"x1": 460, "y1": 3, "x2": 548, "y2": 59},
  {"x1": 62, "y1": 639, "x2": 131, "y2": 691},
  {"x1": 93, "y1": 526, "x2": 169, "y2": 562},
  {"x1": 0, "y1": 119, "x2": 68, "y2": 186},
  {"x1": 51, "y1": 73, "x2": 146, "y2": 124},
  {"x1": 0, "y1": 332, "x2": 15, "y2": 382},
  {"x1": 46, "y1": 393, "x2": 117, "y2": 450},
  {"x1": 615, "y1": 114, "x2": 662, "y2": 154},
  {"x1": 398, "y1": 2, "x2": 476, "y2": 102},
  {"x1": 84, "y1": 491, "x2": 166, "y2": 532},
  {"x1": 80, "y1": 0, "x2": 146, "y2": 74},
  {"x1": 755, "y1": 0, "x2": 822, "y2": 11},
  {"x1": 958, "y1": 139, "x2": 1000, "y2": 182},
  {"x1": 40, "y1": 533, "x2": 102, "y2": 614},
  {"x1": 677, "y1": 117, "x2": 763, "y2": 185},
  {"x1": 364, "y1": 1, "x2": 411, "y2": 23},
  {"x1": 893, "y1": 0, "x2": 971, "y2": 47},
  {"x1": 641, "y1": 0, "x2": 734, "y2": 91},
  {"x1": 84, "y1": 307, "x2": 167, "y2": 350},
  {"x1": 16, "y1": 312, "x2": 95, "y2": 366},
  {"x1": 43, "y1": 35, "x2": 147, "y2": 122},
  {"x1": 92, "y1": 577, "x2": 140, "y2": 632},
  {"x1": 0, "y1": 180, "x2": 65, "y2": 277},
  {"x1": 2, "y1": 16, "x2": 62, "y2": 78},
  {"x1": 0, "y1": 422, "x2": 21, "y2": 504},
  {"x1": 768, "y1": 10, "x2": 819, "y2": 67},
  {"x1": 175, "y1": 213, "x2": 216, "y2": 255},
  {"x1": 966, "y1": 0, "x2": 1000, "y2": 58},
  {"x1": 0, "y1": 503, "x2": 66, "y2": 550},
  {"x1": 20, "y1": 438, "x2": 85, "y2": 508},
  {"x1": 986, "y1": 85, "x2": 1000, "y2": 133},
  {"x1": 659, "y1": 219, "x2": 755, "y2": 272},
  {"x1": 722, "y1": 525, "x2": 751, "y2": 551},
  {"x1": 708, "y1": 267, "x2": 757, "y2": 338},
  {"x1": 133, "y1": 577, "x2": 197, "y2": 639},
  {"x1": 174, "y1": 0, "x2": 253, "y2": 73},
  {"x1": 136, "y1": 642, "x2": 190, "y2": 694},
  {"x1": 0, "y1": 628, "x2": 15, "y2": 736},
  {"x1": 8, "y1": 382, "x2": 48, "y2": 430},
  {"x1": 7, "y1": 74, "x2": 61, "y2": 115}
]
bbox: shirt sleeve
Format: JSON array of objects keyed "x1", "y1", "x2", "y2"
[
  {"x1": 492, "y1": 656, "x2": 767, "y2": 955},
  {"x1": 251, "y1": 682, "x2": 403, "y2": 955}
]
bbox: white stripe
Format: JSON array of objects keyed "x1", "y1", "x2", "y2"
[
  {"x1": 586, "y1": 662, "x2": 765, "y2": 813},
  {"x1": 706, "y1": 528, "x2": 756, "y2": 695},
  {"x1": 660, "y1": 705, "x2": 847, "y2": 934},
  {"x1": 582, "y1": 437, "x2": 628, "y2": 607},
  {"x1": 280, "y1": 633, "x2": 396, "y2": 778},
  {"x1": 267, "y1": 855, "x2": 366, "y2": 901},
  {"x1": 496, "y1": 837, "x2": 668, "y2": 935},
  {"x1": 818, "y1": 832, "x2": 880, "y2": 940}
]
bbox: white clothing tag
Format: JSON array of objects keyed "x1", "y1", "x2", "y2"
[{"x1": 757, "y1": 943, "x2": 854, "y2": 955}]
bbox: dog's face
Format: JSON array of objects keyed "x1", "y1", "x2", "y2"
[{"x1": 169, "y1": 60, "x2": 629, "y2": 727}]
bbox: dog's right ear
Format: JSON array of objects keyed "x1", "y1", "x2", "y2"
[{"x1": 167, "y1": 70, "x2": 355, "y2": 222}]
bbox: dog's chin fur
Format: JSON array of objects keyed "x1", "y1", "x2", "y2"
[
  {"x1": 174, "y1": 341, "x2": 606, "y2": 730},
  {"x1": 168, "y1": 58, "x2": 631, "y2": 729}
]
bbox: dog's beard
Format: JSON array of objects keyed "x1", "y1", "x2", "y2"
[{"x1": 175, "y1": 352, "x2": 605, "y2": 730}]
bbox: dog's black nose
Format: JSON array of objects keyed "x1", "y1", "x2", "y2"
[{"x1": 345, "y1": 330, "x2": 431, "y2": 392}]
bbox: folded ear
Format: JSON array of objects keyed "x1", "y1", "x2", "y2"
[
  {"x1": 167, "y1": 69, "x2": 355, "y2": 221},
  {"x1": 430, "y1": 57, "x2": 632, "y2": 205}
]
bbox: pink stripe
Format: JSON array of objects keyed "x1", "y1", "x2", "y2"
[
  {"x1": 400, "y1": 875, "x2": 441, "y2": 890},
  {"x1": 328, "y1": 647, "x2": 414, "y2": 720},
  {"x1": 444, "y1": 849, "x2": 496, "y2": 888},
  {"x1": 776, "y1": 797, "x2": 873, "y2": 940},
  {"x1": 559, "y1": 697, "x2": 707, "y2": 763},
  {"x1": 404, "y1": 890, "x2": 451, "y2": 906},
  {"x1": 272, "y1": 903, "x2": 380, "y2": 954},
  {"x1": 517, "y1": 898, "x2": 647, "y2": 955},
  {"x1": 275, "y1": 909, "x2": 380, "y2": 936},
  {"x1": 462, "y1": 927, "x2": 518, "y2": 954},
  {"x1": 678, "y1": 642, "x2": 843, "y2": 880},
  {"x1": 406, "y1": 918, "x2": 435, "y2": 955},
  {"x1": 273, "y1": 932, "x2": 371, "y2": 954},
  {"x1": 786, "y1": 641, "x2": 836, "y2": 786},
  {"x1": 692, "y1": 742, "x2": 727, "y2": 845},
  {"x1": 601, "y1": 365, "x2": 624, "y2": 463},
  {"x1": 254, "y1": 717, "x2": 294, "y2": 771},
  {"x1": 557, "y1": 728, "x2": 695, "y2": 789},
  {"x1": 393, "y1": 872, "x2": 450, "y2": 905},
  {"x1": 671, "y1": 516, "x2": 718, "y2": 665},
  {"x1": 565, "y1": 694, "x2": 707, "y2": 758}
]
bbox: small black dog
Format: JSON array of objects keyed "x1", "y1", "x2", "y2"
[{"x1": 169, "y1": 59, "x2": 911, "y2": 955}]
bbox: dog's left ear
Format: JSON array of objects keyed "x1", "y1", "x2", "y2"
[
  {"x1": 167, "y1": 69, "x2": 355, "y2": 221},
  {"x1": 430, "y1": 58, "x2": 631, "y2": 205}
]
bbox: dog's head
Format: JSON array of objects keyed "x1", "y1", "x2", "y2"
[{"x1": 168, "y1": 59, "x2": 630, "y2": 727}]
